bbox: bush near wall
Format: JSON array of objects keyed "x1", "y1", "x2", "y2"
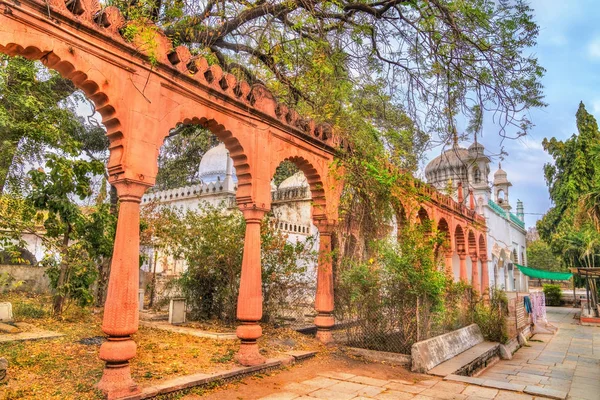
[{"x1": 543, "y1": 284, "x2": 563, "y2": 306}]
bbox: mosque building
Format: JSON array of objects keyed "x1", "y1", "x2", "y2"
[
  {"x1": 140, "y1": 142, "x2": 318, "y2": 276},
  {"x1": 424, "y1": 141, "x2": 528, "y2": 292},
  {"x1": 140, "y1": 137, "x2": 527, "y2": 293}
]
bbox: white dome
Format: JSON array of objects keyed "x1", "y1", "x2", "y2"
[
  {"x1": 198, "y1": 143, "x2": 237, "y2": 183},
  {"x1": 279, "y1": 171, "x2": 308, "y2": 189}
]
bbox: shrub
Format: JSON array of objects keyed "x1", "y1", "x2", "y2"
[
  {"x1": 13, "y1": 301, "x2": 47, "y2": 319},
  {"x1": 142, "y1": 204, "x2": 316, "y2": 324},
  {"x1": 543, "y1": 284, "x2": 562, "y2": 306},
  {"x1": 335, "y1": 224, "x2": 455, "y2": 353},
  {"x1": 473, "y1": 289, "x2": 509, "y2": 343}
]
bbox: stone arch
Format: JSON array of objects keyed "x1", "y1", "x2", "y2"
[
  {"x1": 173, "y1": 117, "x2": 253, "y2": 203},
  {"x1": 393, "y1": 201, "x2": 408, "y2": 241},
  {"x1": 437, "y1": 218, "x2": 451, "y2": 251},
  {"x1": 454, "y1": 224, "x2": 466, "y2": 254},
  {"x1": 478, "y1": 234, "x2": 486, "y2": 259},
  {"x1": 269, "y1": 155, "x2": 327, "y2": 221},
  {"x1": 0, "y1": 42, "x2": 125, "y2": 170},
  {"x1": 417, "y1": 207, "x2": 432, "y2": 234},
  {"x1": 468, "y1": 230, "x2": 477, "y2": 257}
]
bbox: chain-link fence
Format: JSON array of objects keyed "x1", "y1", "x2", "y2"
[{"x1": 334, "y1": 287, "x2": 483, "y2": 354}]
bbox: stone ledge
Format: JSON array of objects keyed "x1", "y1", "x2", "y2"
[
  {"x1": 119, "y1": 351, "x2": 316, "y2": 399},
  {"x1": 0, "y1": 329, "x2": 64, "y2": 343},
  {"x1": 343, "y1": 347, "x2": 411, "y2": 366},
  {"x1": 411, "y1": 324, "x2": 485, "y2": 373},
  {"x1": 140, "y1": 321, "x2": 237, "y2": 340},
  {"x1": 427, "y1": 341, "x2": 499, "y2": 377}
]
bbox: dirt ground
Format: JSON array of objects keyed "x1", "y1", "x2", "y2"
[
  {"x1": 185, "y1": 350, "x2": 432, "y2": 400},
  {"x1": 0, "y1": 293, "x2": 321, "y2": 400}
]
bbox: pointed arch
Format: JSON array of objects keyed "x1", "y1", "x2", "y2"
[
  {"x1": 468, "y1": 230, "x2": 477, "y2": 257},
  {"x1": 454, "y1": 225, "x2": 466, "y2": 254},
  {"x1": 478, "y1": 234, "x2": 487, "y2": 259}
]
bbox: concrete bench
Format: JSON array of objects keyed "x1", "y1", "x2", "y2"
[{"x1": 411, "y1": 324, "x2": 500, "y2": 376}]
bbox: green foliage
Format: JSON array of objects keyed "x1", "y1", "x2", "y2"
[
  {"x1": 172, "y1": 205, "x2": 245, "y2": 322},
  {"x1": 0, "y1": 272, "x2": 23, "y2": 291},
  {"x1": 13, "y1": 300, "x2": 47, "y2": 319},
  {"x1": 336, "y1": 223, "x2": 453, "y2": 353},
  {"x1": 155, "y1": 126, "x2": 212, "y2": 189},
  {"x1": 123, "y1": 0, "x2": 546, "y2": 145},
  {"x1": 543, "y1": 284, "x2": 563, "y2": 306},
  {"x1": 44, "y1": 243, "x2": 99, "y2": 308},
  {"x1": 527, "y1": 240, "x2": 562, "y2": 272},
  {"x1": 538, "y1": 103, "x2": 600, "y2": 280},
  {"x1": 473, "y1": 289, "x2": 509, "y2": 343},
  {"x1": 140, "y1": 203, "x2": 316, "y2": 324},
  {"x1": 25, "y1": 155, "x2": 110, "y2": 315},
  {"x1": 0, "y1": 55, "x2": 105, "y2": 194},
  {"x1": 272, "y1": 161, "x2": 300, "y2": 187}
]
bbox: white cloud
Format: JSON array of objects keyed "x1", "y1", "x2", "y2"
[
  {"x1": 588, "y1": 37, "x2": 600, "y2": 60},
  {"x1": 592, "y1": 99, "x2": 600, "y2": 115}
]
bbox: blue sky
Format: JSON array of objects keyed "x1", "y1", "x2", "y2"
[{"x1": 422, "y1": 0, "x2": 600, "y2": 229}]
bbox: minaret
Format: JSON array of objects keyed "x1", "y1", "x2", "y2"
[
  {"x1": 223, "y1": 151, "x2": 235, "y2": 192},
  {"x1": 467, "y1": 140, "x2": 491, "y2": 210},
  {"x1": 517, "y1": 200, "x2": 524, "y2": 222},
  {"x1": 493, "y1": 163, "x2": 512, "y2": 211}
]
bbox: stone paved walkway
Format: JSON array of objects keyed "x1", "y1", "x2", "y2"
[
  {"x1": 257, "y1": 371, "x2": 546, "y2": 399},
  {"x1": 478, "y1": 307, "x2": 600, "y2": 400}
]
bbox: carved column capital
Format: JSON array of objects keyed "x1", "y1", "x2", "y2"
[
  {"x1": 239, "y1": 206, "x2": 267, "y2": 223},
  {"x1": 112, "y1": 179, "x2": 151, "y2": 203}
]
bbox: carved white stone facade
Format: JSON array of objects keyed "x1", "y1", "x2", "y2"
[
  {"x1": 140, "y1": 144, "x2": 317, "y2": 276},
  {"x1": 425, "y1": 141, "x2": 528, "y2": 292}
]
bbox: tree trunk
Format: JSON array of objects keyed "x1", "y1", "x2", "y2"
[
  {"x1": 95, "y1": 257, "x2": 111, "y2": 306},
  {"x1": 0, "y1": 138, "x2": 18, "y2": 195},
  {"x1": 53, "y1": 224, "x2": 71, "y2": 317},
  {"x1": 95, "y1": 184, "x2": 119, "y2": 306},
  {"x1": 149, "y1": 250, "x2": 158, "y2": 308}
]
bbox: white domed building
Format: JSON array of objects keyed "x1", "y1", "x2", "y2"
[
  {"x1": 425, "y1": 141, "x2": 528, "y2": 292},
  {"x1": 140, "y1": 143, "x2": 317, "y2": 276}
]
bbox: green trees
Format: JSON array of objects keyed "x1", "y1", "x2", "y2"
[
  {"x1": 0, "y1": 56, "x2": 114, "y2": 315},
  {"x1": 140, "y1": 204, "x2": 316, "y2": 323},
  {"x1": 538, "y1": 102, "x2": 600, "y2": 308},
  {"x1": 538, "y1": 102, "x2": 600, "y2": 269},
  {"x1": 527, "y1": 240, "x2": 562, "y2": 272},
  {"x1": 28, "y1": 155, "x2": 112, "y2": 316},
  {"x1": 113, "y1": 0, "x2": 544, "y2": 144},
  {"x1": 0, "y1": 55, "x2": 105, "y2": 194}
]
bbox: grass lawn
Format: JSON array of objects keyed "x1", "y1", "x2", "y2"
[{"x1": 0, "y1": 293, "x2": 320, "y2": 400}]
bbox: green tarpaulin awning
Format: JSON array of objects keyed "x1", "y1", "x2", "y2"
[{"x1": 516, "y1": 264, "x2": 573, "y2": 280}]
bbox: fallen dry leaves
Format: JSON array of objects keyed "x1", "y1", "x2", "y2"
[{"x1": 0, "y1": 293, "x2": 323, "y2": 400}]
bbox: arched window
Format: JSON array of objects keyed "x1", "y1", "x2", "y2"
[
  {"x1": 473, "y1": 166, "x2": 481, "y2": 184},
  {"x1": 497, "y1": 189, "x2": 505, "y2": 204}
]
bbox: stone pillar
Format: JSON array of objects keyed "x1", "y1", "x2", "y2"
[
  {"x1": 471, "y1": 255, "x2": 480, "y2": 292},
  {"x1": 481, "y1": 257, "x2": 489, "y2": 293},
  {"x1": 314, "y1": 225, "x2": 334, "y2": 343},
  {"x1": 97, "y1": 180, "x2": 148, "y2": 399},
  {"x1": 459, "y1": 254, "x2": 467, "y2": 282},
  {"x1": 469, "y1": 189, "x2": 475, "y2": 210},
  {"x1": 235, "y1": 208, "x2": 266, "y2": 366},
  {"x1": 444, "y1": 251, "x2": 454, "y2": 278}
]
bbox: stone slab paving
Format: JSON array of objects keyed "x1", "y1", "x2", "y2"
[
  {"x1": 257, "y1": 371, "x2": 553, "y2": 400},
  {"x1": 477, "y1": 307, "x2": 600, "y2": 400}
]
